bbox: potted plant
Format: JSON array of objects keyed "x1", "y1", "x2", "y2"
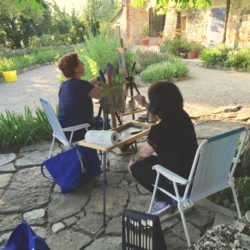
[
  {"x1": 187, "y1": 42, "x2": 202, "y2": 59},
  {"x1": 2, "y1": 70, "x2": 17, "y2": 83},
  {"x1": 141, "y1": 24, "x2": 150, "y2": 46}
]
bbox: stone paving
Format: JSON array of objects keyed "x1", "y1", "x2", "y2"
[
  {"x1": 0, "y1": 117, "x2": 249, "y2": 250},
  {"x1": 0, "y1": 62, "x2": 250, "y2": 249}
]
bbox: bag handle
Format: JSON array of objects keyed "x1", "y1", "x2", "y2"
[{"x1": 41, "y1": 164, "x2": 54, "y2": 181}]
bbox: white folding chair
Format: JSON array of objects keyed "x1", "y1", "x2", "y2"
[
  {"x1": 148, "y1": 126, "x2": 248, "y2": 247},
  {"x1": 40, "y1": 98, "x2": 90, "y2": 157}
]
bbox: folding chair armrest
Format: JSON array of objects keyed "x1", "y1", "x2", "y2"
[
  {"x1": 62, "y1": 123, "x2": 90, "y2": 132},
  {"x1": 152, "y1": 164, "x2": 188, "y2": 185}
]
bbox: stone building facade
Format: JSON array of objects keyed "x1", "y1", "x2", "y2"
[
  {"x1": 110, "y1": 0, "x2": 149, "y2": 45},
  {"x1": 110, "y1": 0, "x2": 250, "y2": 47}
]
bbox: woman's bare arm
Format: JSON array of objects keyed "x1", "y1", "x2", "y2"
[
  {"x1": 88, "y1": 86, "x2": 101, "y2": 99},
  {"x1": 128, "y1": 142, "x2": 154, "y2": 173}
]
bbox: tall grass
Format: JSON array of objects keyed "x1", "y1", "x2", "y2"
[
  {"x1": 0, "y1": 106, "x2": 52, "y2": 152},
  {"x1": 140, "y1": 59, "x2": 188, "y2": 83}
]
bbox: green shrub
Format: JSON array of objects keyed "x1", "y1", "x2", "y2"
[
  {"x1": 200, "y1": 44, "x2": 232, "y2": 67},
  {"x1": 136, "y1": 50, "x2": 174, "y2": 72},
  {"x1": 210, "y1": 176, "x2": 250, "y2": 214},
  {"x1": 140, "y1": 59, "x2": 188, "y2": 83},
  {"x1": 0, "y1": 106, "x2": 52, "y2": 152},
  {"x1": 160, "y1": 37, "x2": 203, "y2": 56},
  {"x1": 160, "y1": 38, "x2": 184, "y2": 55},
  {"x1": 78, "y1": 34, "x2": 135, "y2": 80},
  {"x1": 226, "y1": 47, "x2": 250, "y2": 71}
]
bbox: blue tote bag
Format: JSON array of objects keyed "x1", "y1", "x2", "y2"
[
  {"x1": 41, "y1": 145, "x2": 101, "y2": 193},
  {"x1": 0, "y1": 221, "x2": 50, "y2": 250}
]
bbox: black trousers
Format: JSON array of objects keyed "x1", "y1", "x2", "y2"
[{"x1": 131, "y1": 155, "x2": 184, "y2": 203}]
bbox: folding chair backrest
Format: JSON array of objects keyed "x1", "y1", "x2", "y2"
[
  {"x1": 122, "y1": 209, "x2": 167, "y2": 250},
  {"x1": 40, "y1": 98, "x2": 69, "y2": 146},
  {"x1": 189, "y1": 127, "x2": 245, "y2": 202}
]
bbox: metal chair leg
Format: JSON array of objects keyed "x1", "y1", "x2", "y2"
[
  {"x1": 231, "y1": 185, "x2": 242, "y2": 218},
  {"x1": 49, "y1": 137, "x2": 55, "y2": 158},
  {"x1": 148, "y1": 171, "x2": 160, "y2": 213},
  {"x1": 179, "y1": 206, "x2": 191, "y2": 247}
]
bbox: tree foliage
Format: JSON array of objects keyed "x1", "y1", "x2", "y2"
[
  {"x1": 131, "y1": 0, "x2": 211, "y2": 11},
  {"x1": 0, "y1": 0, "x2": 119, "y2": 49},
  {"x1": 0, "y1": 0, "x2": 46, "y2": 48}
]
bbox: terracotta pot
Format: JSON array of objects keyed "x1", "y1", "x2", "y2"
[
  {"x1": 187, "y1": 51, "x2": 197, "y2": 59},
  {"x1": 142, "y1": 37, "x2": 149, "y2": 46}
]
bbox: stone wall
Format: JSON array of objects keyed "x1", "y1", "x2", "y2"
[
  {"x1": 161, "y1": 0, "x2": 250, "y2": 47},
  {"x1": 110, "y1": 7, "x2": 127, "y2": 42},
  {"x1": 182, "y1": 9, "x2": 210, "y2": 46},
  {"x1": 226, "y1": 0, "x2": 250, "y2": 48},
  {"x1": 110, "y1": 0, "x2": 151, "y2": 45},
  {"x1": 110, "y1": 0, "x2": 250, "y2": 47}
]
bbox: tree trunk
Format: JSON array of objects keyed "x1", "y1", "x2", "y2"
[{"x1": 223, "y1": 0, "x2": 230, "y2": 43}]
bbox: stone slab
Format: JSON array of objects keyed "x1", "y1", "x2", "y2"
[
  {"x1": 86, "y1": 187, "x2": 128, "y2": 217},
  {"x1": 48, "y1": 188, "x2": 89, "y2": 223},
  {"x1": 20, "y1": 141, "x2": 59, "y2": 153},
  {"x1": 15, "y1": 150, "x2": 50, "y2": 168},
  {"x1": 32, "y1": 226, "x2": 49, "y2": 239},
  {"x1": 161, "y1": 216, "x2": 179, "y2": 231},
  {"x1": 213, "y1": 213, "x2": 234, "y2": 226},
  {"x1": 46, "y1": 230, "x2": 91, "y2": 250},
  {"x1": 52, "y1": 222, "x2": 65, "y2": 233},
  {"x1": 0, "y1": 153, "x2": 16, "y2": 166},
  {"x1": 0, "y1": 163, "x2": 16, "y2": 173},
  {"x1": 127, "y1": 194, "x2": 151, "y2": 213},
  {"x1": 75, "y1": 212, "x2": 103, "y2": 235},
  {"x1": 164, "y1": 231, "x2": 187, "y2": 250},
  {"x1": 0, "y1": 168, "x2": 52, "y2": 213},
  {"x1": 104, "y1": 172, "x2": 125, "y2": 188},
  {"x1": 85, "y1": 236, "x2": 122, "y2": 250},
  {"x1": 195, "y1": 120, "x2": 242, "y2": 139},
  {"x1": 63, "y1": 216, "x2": 78, "y2": 227},
  {"x1": 106, "y1": 216, "x2": 122, "y2": 235},
  {"x1": 23, "y1": 209, "x2": 45, "y2": 225},
  {"x1": 171, "y1": 221, "x2": 201, "y2": 243},
  {"x1": 0, "y1": 214, "x2": 22, "y2": 233},
  {"x1": 0, "y1": 174, "x2": 13, "y2": 188},
  {"x1": 108, "y1": 156, "x2": 130, "y2": 173},
  {"x1": 186, "y1": 206, "x2": 214, "y2": 228}
]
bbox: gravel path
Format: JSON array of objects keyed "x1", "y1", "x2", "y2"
[{"x1": 0, "y1": 63, "x2": 250, "y2": 114}]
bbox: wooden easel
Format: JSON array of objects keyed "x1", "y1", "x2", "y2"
[{"x1": 106, "y1": 67, "x2": 117, "y2": 128}]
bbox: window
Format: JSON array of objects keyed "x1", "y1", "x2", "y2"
[{"x1": 149, "y1": 8, "x2": 166, "y2": 37}]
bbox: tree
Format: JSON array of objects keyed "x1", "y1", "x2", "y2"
[
  {"x1": 131, "y1": 0, "x2": 211, "y2": 11},
  {"x1": 70, "y1": 9, "x2": 87, "y2": 44},
  {"x1": 82, "y1": 0, "x2": 120, "y2": 36},
  {"x1": 0, "y1": 0, "x2": 47, "y2": 48}
]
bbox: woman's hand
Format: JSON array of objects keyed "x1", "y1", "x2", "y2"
[
  {"x1": 128, "y1": 158, "x2": 135, "y2": 174},
  {"x1": 133, "y1": 95, "x2": 148, "y2": 108}
]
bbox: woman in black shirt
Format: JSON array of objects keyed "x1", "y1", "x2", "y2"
[{"x1": 128, "y1": 81, "x2": 198, "y2": 215}]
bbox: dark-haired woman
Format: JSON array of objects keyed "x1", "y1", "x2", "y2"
[
  {"x1": 57, "y1": 52, "x2": 101, "y2": 142},
  {"x1": 128, "y1": 81, "x2": 198, "y2": 215}
]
